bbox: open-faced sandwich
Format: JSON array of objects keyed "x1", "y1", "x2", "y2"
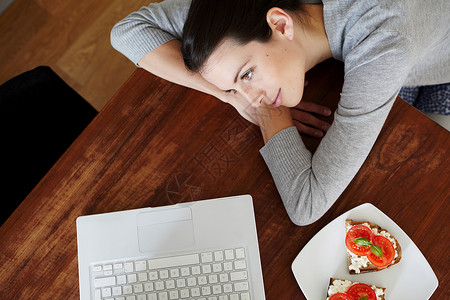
[
  {"x1": 327, "y1": 278, "x2": 386, "y2": 300},
  {"x1": 345, "y1": 220, "x2": 402, "y2": 274}
]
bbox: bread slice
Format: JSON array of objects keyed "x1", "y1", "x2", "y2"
[
  {"x1": 327, "y1": 278, "x2": 386, "y2": 300},
  {"x1": 345, "y1": 219, "x2": 402, "y2": 274}
]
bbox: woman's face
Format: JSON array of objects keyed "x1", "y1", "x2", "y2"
[{"x1": 200, "y1": 33, "x2": 307, "y2": 108}]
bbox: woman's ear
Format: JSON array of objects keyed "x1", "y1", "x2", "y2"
[{"x1": 266, "y1": 7, "x2": 295, "y2": 40}]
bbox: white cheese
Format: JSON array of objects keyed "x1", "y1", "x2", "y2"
[
  {"x1": 346, "y1": 222, "x2": 398, "y2": 273},
  {"x1": 347, "y1": 249, "x2": 370, "y2": 273},
  {"x1": 327, "y1": 279, "x2": 353, "y2": 296},
  {"x1": 327, "y1": 279, "x2": 385, "y2": 300}
]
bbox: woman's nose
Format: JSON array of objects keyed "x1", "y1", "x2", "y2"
[{"x1": 240, "y1": 87, "x2": 264, "y2": 107}]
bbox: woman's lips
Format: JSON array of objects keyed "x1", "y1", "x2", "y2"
[{"x1": 271, "y1": 89, "x2": 282, "y2": 107}]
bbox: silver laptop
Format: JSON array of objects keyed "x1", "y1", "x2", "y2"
[{"x1": 77, "y1": 194, "x2": 265, "y2": 300}]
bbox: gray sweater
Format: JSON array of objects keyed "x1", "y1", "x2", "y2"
[{"x1": 111, "y1": 0, "x2": 450, "y2": 225}]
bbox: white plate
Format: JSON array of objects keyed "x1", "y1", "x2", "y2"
[{"x1": 291, "y1": 203, "x2": 438, "y2": 299}]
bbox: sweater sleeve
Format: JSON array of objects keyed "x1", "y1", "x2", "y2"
[
  {"x1": 260, "y1": 32, "x2": 412, "y2": 226},
  {"x1": 110, "y1": 0, "x2": 191, "y2": 65}
]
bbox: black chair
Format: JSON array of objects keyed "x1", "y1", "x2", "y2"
[{"x1": 0, "y1": 66, "x2": 98, "y2": 225}]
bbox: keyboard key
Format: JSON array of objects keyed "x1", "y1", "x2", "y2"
[
  {"x1": 201, "y1": 252, "x2": 213, "y2": 263},
  {"x1": 169, "y1": 290, "x2": 179, "y2": 299},
  {"x1": 176, "y1": 278, "x2": 186, "y2": 288},
  {"x1": 201, "y1": 286, "x2": 211, "y2": 296},
  {"x1": 155, "y1": 281, "x2": 165, "y2": 290},
  {"x1": 212, "y1": 263, "x2": 223, "y2": 273},
  {"x1": 240, "y1": 292, "x2": 251, "y2": 300},
  {"x1": 117, "y1": 275, "x2": 126, "y2": 285},
  {"x1": 170, "y1": 268, "x2": 180, "y2": 278},
  {"x1": 112, "y1": 286, "x2": 122, "y2": 296},
  {"x1": 101, "y1": 287, "x2": 112, "y2": 297},
  {"x1": 123, "y1": 285, "x2": 132, "y2": 294},
  {"x1": 224, "y1": 249, "x2": 235, "y2": 260},
  {"x1": 93, "y1": 265, "x2": 102, "y2": 272},
  {"x1": 202, "y1": 264, "x2": 212, "y2": 274},
  {"x1": 114, "y1": 263, "x2": 123, "y2": 270},
  {"x1": 160, "y1": 270, "x2": 169, "y2": 279},
  {"x1": 147, "y1": 293, "x2": 157, "y2": 300},
  {"x1": 198, "y1": 275, "x2": 207, "y2": 285},
  {"x1": 229, "y1": 294, "x2": 239, "y2": 300},
  {"x1": 208, "y1": 274, "x2": 218, "y2": 284},
  {"x1": 166, "y1": 279, "x2": 175, "y2": 289},
  {"x1": 187, "y1": 277, "x2": 196, "y2": 287},
  {"x1": 212, "y1": 284, "x2": 222, "y2": 294},
  {"x1": 124, "y1": 262, "x2": 134, "y2": 273},
  {"x1": 138, "y1": 272, "x2": 148, "y2": 282},
  {"x1": 191, "y1": 287, "x2": 201, "y2": 297},
  {"x1": 180, "y1": 288, "x2": 189, "y2": 298},
  {"x1": 137, "y1": 295, "x2": 146, "y2": 300},
  {"x1": 234, "y1": 282, "x2": 249, "y2": 292},
  {"x1": 148, "y1": 271, "x2": 158, "y2": 280},
  {"x1": 235, "y1": 248, "x2": 245, "y2": 259},
  {"x1": 135, "y1": 261, "x2": 146, "y2": 272},
  {"x1": 144, "y1": 282, "x2": 154, "y2": 292},
  {"x1": 230, "y1": 271, "x2": 248, "y2": 281},
  {"x1": 213, "y1": 251, "x2": 224, "y2": 261},
  {"x1": 158, "y1": 291, "x2": 169, "y2": 300},
  {"x1": 133, "y1": 283, "x2": 143, "y2": 293},
  {"x1": 219, "y1": 273, "x2": 229, "y2": 283},
  {"x1": 223, "y1": 262, "x2": 233, "y2": 271},
  {"x1": 180, "y1": 267, "x2": 190, "y2": 276},
  {"x1": 94, "y1": 276, "x2": 116, "y2": 288},
  {"x1": 148, "y1": 254, "x2": 200, "y2": 270},
  {"x1": 234, "y1": 260, "x2": 246, "y2": 270},
  {"x1": 191, "y1": 266, "x2": 201, "y2": 275},
  {"x1": 127, "y1": 273, "x2": 137, "y2": 283},
  {"x1": 223, "y1": 283, "x2": 233, "y2": 293}
]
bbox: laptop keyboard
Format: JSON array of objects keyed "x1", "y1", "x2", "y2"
[{"x1": 91, "y1": 247, "x2": 252, "y2": 300}]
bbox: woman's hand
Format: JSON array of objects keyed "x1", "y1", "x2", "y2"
[
  {"x1": 291, "y1": 101, "x2": 332, "y2": 138},
  {"x1": 216, "y1": 91, "x2": 260, "y2": 124},
  {"x1": 218, "y1": 90, "x2": 331, "y2": 138}
]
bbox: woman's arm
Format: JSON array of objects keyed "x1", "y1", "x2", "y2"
[
  {"x1": 138, "y1": 40, "x2": 223, "y2": 99},
  {"x1": 111, "y1": 0, "x2": 262, "y2": 124},
  {"x1": 111, "y1": 0, "x2": 331, "y2": 130},
  {"x1": 111, "y1": 0, "x2": 191, "y2": 65},
  {"x1": 259, "y1": 33, "x2": 411, "y2": 226}
]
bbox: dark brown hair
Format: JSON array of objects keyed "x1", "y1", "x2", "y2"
[{"x1": 181, "y1": 0, "x2": 305, "y2": 72}]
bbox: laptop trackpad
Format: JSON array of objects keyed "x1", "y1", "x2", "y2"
[{"x1": 136, "y1": 207, "x2": 195, "y2": 253}]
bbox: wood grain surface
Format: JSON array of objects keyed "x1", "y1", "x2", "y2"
[
  {"x1": 0, "y1": 0, "x2": 154, "y2": 111},
  {"x1": 0, "y1": 59, "x2": 448, "y2": 299}
]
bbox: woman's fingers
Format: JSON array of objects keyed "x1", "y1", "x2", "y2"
[
  {"x1": 293, "y1": 121, "x2": 325, "y2": 138},
  {"x1": 295, "y1": 101, "x2": 332, "y2": 116},
  {"x1": 290, "y1": 109, "x2": 331, "y2": 131}
]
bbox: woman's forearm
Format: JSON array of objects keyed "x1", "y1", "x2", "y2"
[
  {"x1": 138, "y1": 40, "x2": 222, "y2": 98},
  {"x1": 255, "y1": 105, "x2": 295, "y2": 143}
]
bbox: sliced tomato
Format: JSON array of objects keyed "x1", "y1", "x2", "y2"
[
  {"x1": 329, "y1": 293, "x2": 353, "y2": 300},
  {"x1": 367, "y1": 235, "x2": 395, "y2": 267},
  {"x1": 345, "y1": 225, "x2": 374, "y2": 255},
  {"x1": 347, "y1": 283, "x2": 377, "y2": 300}
]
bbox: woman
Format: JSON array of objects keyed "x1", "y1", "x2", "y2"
[{"x1": 111, "y1": 0, "x2": 449, "y2": 225}]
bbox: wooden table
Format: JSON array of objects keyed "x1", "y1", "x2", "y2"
[{"x1": 0, "y1": 59, "x2": 448, "y2": 299}]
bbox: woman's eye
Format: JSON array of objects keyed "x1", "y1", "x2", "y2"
[
  {"x1": 225, "y1": 89, "x2": 236, "y2": 94},
  {"x1": 241, "y1": 70, "x2": 253, "y2": 81}
]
